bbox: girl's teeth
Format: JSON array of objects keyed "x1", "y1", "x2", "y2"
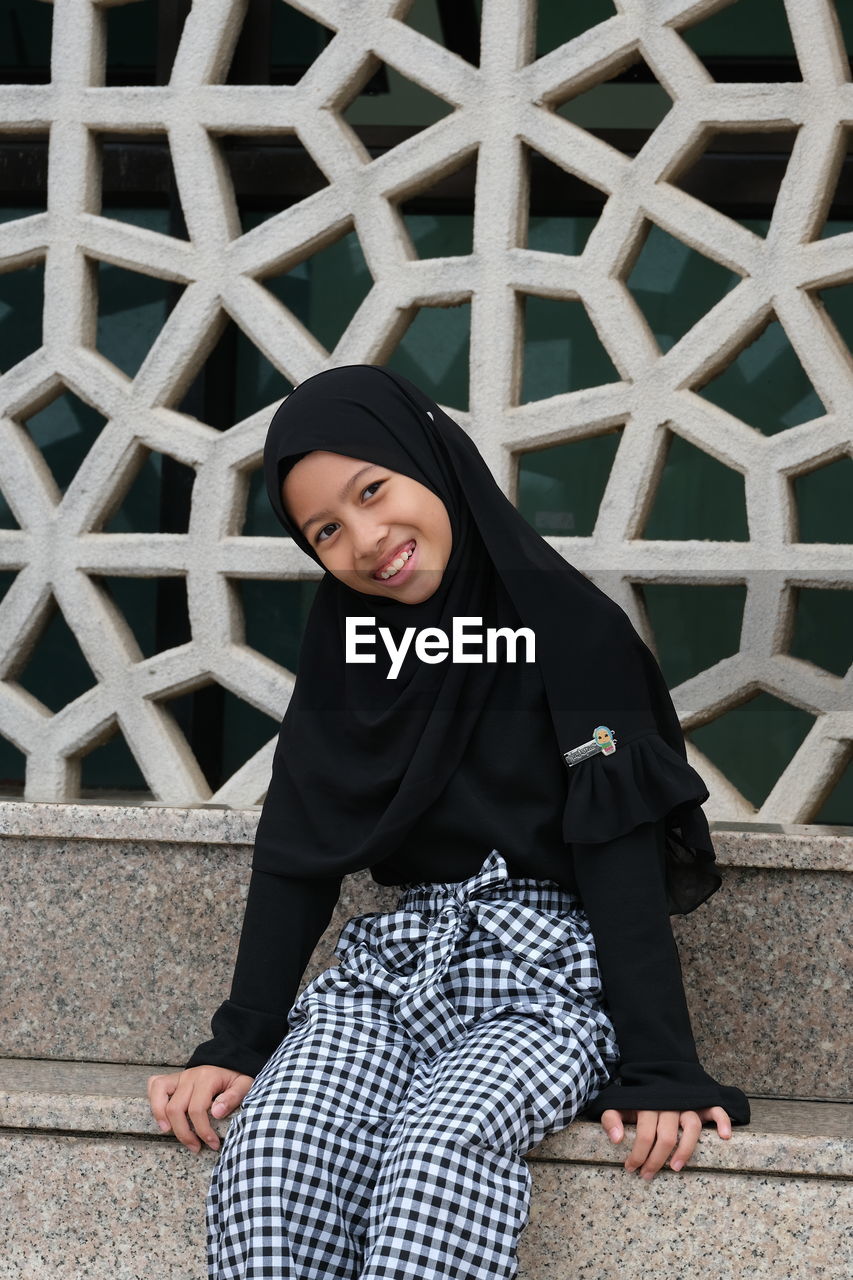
[{"x1": 379, "y1": 546, "x2": 414, "y2": 579}]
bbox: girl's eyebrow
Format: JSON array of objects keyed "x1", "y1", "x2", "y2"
[{"x1": 299, "y1": 464, "x2": 379, "y2": 537}]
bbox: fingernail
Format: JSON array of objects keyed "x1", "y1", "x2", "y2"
[
  {"x1": 642, "y1": 1171, "x2": 654, "y2": 1181},
  {"x1": 670, "y1": 1159, "x2": 682, "y2": 1170},
  {"x1": 158, "y1": 1120, "x2": 170, "y2": 1132},
  {"x1": 212, "y1": 1104, "x2": 225, "y2": 1116},
  {"x1": 208, "y1": 1139, "x2": 220, "y2": 1151},
  {"x1": 608, "y1": 1128, "x2": 620, "y2": 1142}
]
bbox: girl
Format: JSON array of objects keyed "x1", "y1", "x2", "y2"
[{"x1": 149, "y1": 364, "x2": 750, "y2": 1280}]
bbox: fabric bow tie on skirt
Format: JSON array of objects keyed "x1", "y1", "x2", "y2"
[{"x1": 327, "y1": 850, "x2": 617, "y2": 1061}]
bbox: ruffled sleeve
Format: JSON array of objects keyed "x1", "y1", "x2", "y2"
[
  {"x1": 562, "y1": 730, "x2": 723, "y2": 916},
  {"x1": 185, "y1": 868, "x2": 342, "y2": 1078},
  {"x1": 571, "y1": 816, "x2": 750, "y2": 1126}
]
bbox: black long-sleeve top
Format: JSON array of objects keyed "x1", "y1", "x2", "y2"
[{"x1": 186, "y1": 657, "x2": 750, "y2": 1126}]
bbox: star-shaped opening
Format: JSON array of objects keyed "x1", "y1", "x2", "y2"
[
  {"x1": 624, "y1": 219, "x2": 742, "y2": 353},
  {"x1": 692, "y1": 310, "x2": 825, "y2": 436},
  {"x1": 517, "y1": 430, "x2": 623, "y2": 539},
  {"x1": 519, "y1": 293, "x2": 621, "y2": 403},
  {"x1": 641, "y1": 429, "x2": 748, "y2": 542}
]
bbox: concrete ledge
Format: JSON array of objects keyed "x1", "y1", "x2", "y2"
[
  {"x1": 1, "y1": 1061, "x2": 851, "y2": 1280},
  {"x1": 0, "y1": 1059, "x2": 850, "y2": 1180},
  {"x1": 1, "y1": 800, "x2": 852, "y2": 870},
  {"x1": 3, "y1": 1070, "x2": 845, "y2": 1280},
  {"x1": 3, "y1": 1126, "x2": 850, "y2": 1280},
  {"x1": 1, "y1": 817, "x2": 849, "y2": 1097}
]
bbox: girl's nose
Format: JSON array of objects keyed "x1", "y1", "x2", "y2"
[{"x1": 350, "y1": 518, "x2": 388, "y2": 565}]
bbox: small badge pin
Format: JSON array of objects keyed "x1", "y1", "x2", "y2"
[{"x1": 563, "y1": 725, "x2": 618, "y2": 768}]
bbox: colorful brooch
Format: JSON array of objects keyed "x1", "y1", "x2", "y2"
[{"x1": 562, "y1": 725, "x2": 618, "y2": 768}]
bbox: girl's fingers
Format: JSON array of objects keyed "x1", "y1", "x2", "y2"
[
  {"x1": 709, "y1": 1105, "x2": 733, "y2": 1138},
  {"x1": 600, "y1": 1106, "x2": 732, "y2": 1177},
  {"x1": 599, "y1": 1107, "x2": 634, "y2": 1143},
  {"x1": 667, "y1": 1111, "x2": 703, "y2": 1171},
  {"x1": 627, "y1": 1111, "x2": 680, "y2": 1178},
  {"x1": 165, "y1": 1081, "x2": 204, "y2": 1152},
  {"x1": 624, "y1": 1111, "x2": 663, "y2": 1172},
  {"x1": 189, "y1": 1089, "x2": 221, "y2": 1152},
  {"x1": 147, "y1": 1072, "x2": 180, "y2": 1133}
]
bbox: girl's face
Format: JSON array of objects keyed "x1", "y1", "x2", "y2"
[{"x1": 282, "y1": 450, "x2": 453, "y2": 603}]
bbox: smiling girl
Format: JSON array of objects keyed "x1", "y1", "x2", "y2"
[{"x1": 148, "y1": 364, "x2": 749, "y2": 1280}]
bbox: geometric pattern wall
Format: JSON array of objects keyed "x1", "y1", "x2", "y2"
[{"x1": 0, "y1": 0, "x2": 851, "y2": 817}]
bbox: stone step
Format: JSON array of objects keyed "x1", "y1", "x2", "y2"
[
  {"x1": 1, "y1": 802, "x2": 850, "y2": 1100},
  {"x1": 0, "y1": 1058, "x2": 850, "y2": 1279}
]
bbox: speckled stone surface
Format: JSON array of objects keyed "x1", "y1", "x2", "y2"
[
  {"x1": 1, "y1": 1122, "x2": 850, "y2": 1280},
  {"x1": 672, "y1": 864, "x2": 851, "y2": 1099},
  {"x1": 0, "y1": 1131, "x2": 211, "y2": 1280},
  {"x1": 0, "y1": 807, "x2": 849, "y2": 1099},
  {"x1": 1, "y1": 802, "x2": 851, "y2": 868},
  {"x1": 1, "y1": 1058, "x2": 850, "y2": 1178},
  {"x1": 0, "y1": 837, "x2": 398, "y2": 1069},
  {"x1": 518, "y1": 1164, "x2": 853, "y2": 1279}
]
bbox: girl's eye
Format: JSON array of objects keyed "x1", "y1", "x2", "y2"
[{"x1": 315, "y1": 480, "x2": 384, "y2": 544}]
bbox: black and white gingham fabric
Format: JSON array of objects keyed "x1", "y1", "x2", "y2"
[{"x1": 206, "y1": 849, "x2": 620, "y2": 1279}]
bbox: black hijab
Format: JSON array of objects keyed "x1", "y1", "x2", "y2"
[{"x1": 253, "y1": 365, "x2": 721, "y2": 914}]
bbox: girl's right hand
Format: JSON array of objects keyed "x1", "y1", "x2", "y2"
[{"x1": 147, "y1": 1066, "x2": 255, "y2": 1153}]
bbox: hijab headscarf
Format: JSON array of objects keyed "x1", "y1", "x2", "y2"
[{"x1": 253, "y1": 365, "x2": 722, "y2": 914}]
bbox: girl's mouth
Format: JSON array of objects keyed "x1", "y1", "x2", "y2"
[{"x1": 373, "y1": 540, "x2": 417, "y2": 586}]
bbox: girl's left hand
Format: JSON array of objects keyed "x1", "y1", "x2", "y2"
[{"x1": 599, "y1": 1106, "x2": 732, "y2": 1180}]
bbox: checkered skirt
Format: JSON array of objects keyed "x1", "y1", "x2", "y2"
[{"x1": 205, "y1": 848, "x2": 620, "y2": 1279}]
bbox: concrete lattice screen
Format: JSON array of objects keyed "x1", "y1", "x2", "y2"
[{"x1": 0, "y1": 0, "x2": 851, "y2": 818}]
